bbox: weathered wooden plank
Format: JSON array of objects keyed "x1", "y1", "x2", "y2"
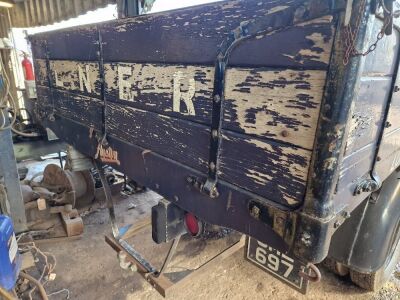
[
  {"x1": 52, "y1": 90, "x2": 103, "y2": 130},
  {"x1": 106, "y1": 101, "x2": 210, "y2": 173},
  {"x1": 220, "y1": 132, "x2": 310, "y2": 206},
  {"x1": 31, "y1": 24, "x2": 99, "y2": 61},
  {"x1": 33, "y1": 58, "x2": 48, "y2": 86},
  {"x1": 230, "y1": 16, "x2": 335, "y2": 67},
  {"x1": 48, "y1": 60, "x2": 101, "y2": 98},
  {"x1": 98, "y1": 0, "x2": 334, "y2": 68},
  {"x1": 36, "y1": 86, "x2": 103, "y2": 130},
  {"x1": 224, "y1": 68, "x2": 325, "y2": 149}
]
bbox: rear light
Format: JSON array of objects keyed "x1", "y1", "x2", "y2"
[{"x1": 184, "y1": 213, "x2": 200, "y2": 236}]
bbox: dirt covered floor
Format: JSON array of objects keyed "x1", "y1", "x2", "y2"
[{"x1": 36, "y1": 190, "x2": 399, "y2": 300}]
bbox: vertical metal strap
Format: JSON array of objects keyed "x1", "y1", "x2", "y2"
[
  {"x1": 97, "y1": 27, "x2": 108, "y2": 146},
  {"x1": 157, "y1": 236, "x2": 181, "y2": 276},
  {"x1": 44, "y1": 41, "x2": 55, "y2": 121},
  {"x1": 95, "y1": 160, "x2": 119, "y2": 237},
  {"x1": 202, "y1": 58, "x2": 226, "y2": 198}
]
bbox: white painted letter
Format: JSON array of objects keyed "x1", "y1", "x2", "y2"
[
  {"x1": 78, "y1": 64, "x2": 92, "y2": 93},
  {"x1": 54, "y1": 70, "x2": 62, "y2": 87},
  {"x1": 173, "y1": 71, "x2": 196, "y2": 116},
  {"x1": 118, "y1": 65, "x2": 133, "y2": 101}
]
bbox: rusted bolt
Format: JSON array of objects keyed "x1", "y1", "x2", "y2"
[
  {"x1": 210, "y1": 187, "x2": 219, "y2": 198},
  {"x1": 275, "y1": 217, "x2": 285, "y2": 226},
  {"x1": 385, "y1": 121, "x2": 392, "y2": 128},
  {"x1": 281, "y1": 130, "x2": 289, "y2": 137},
  {"x1": 212, "y1": 129, "x2": 219, "y2": 139},
  {"x1": 376, "y1": 156, "x2": 381, "y2": 162},
  {"x1": 209, "y1": 162, "x2": 216, "y2": 171},
  {"x1": 214, "y1": 95, "x2": 221, "y2": 103},
  {"x1": 342, "y1": 211, "x2": 351, "y2": 219},
  {"x1": 394, "y1": 86, "x2": 400, "y2": 93},
  {"x1": 250, "y1": 205, "x2": 261, "y2": 219}
]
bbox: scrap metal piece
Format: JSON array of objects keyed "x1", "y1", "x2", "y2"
[{"x1": 40, "y1": 164, "x2": 95, "y2": 207}]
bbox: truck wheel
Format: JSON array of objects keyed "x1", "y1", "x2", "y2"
[{"x1": 349, "y1": 228, "x2": 400, "y2": 291}]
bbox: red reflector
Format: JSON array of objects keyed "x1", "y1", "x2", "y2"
[{"x1": 185, "y1": 213, "x2": 199, "y2": 236}]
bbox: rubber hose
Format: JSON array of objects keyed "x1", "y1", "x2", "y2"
[{"x1": 19, "y1": 272, "x2": 49, "y2": 300}]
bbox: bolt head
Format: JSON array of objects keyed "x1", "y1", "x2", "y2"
[
  {"x1": 209, "y1": 162, "x2": 216, "y2": 171},
  {"x1": 210, "y1": 187, "x2": 219, "y2": 198},
  {"x1": 212, "y1": 129, "x2": 219, "y2": 139},
  {"x1": 281, "y1": 130, "x2": 289, "y2": 137}
]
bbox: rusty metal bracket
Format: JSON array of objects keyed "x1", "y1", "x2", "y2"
[
  {"x1": 299, "y1": 263, "x2": 322, "y2": 283},
  {"x1": 354, "y1": 171, "x2": 382, "y2": 195}
]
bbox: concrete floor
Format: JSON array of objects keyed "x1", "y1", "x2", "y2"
[{"x1": 33, "y1": 190, "x2": 400, "y2": 300}]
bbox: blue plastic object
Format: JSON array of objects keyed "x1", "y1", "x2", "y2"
[{"x1": 0, "y1": 215, "x2": 21, "y2": 291}]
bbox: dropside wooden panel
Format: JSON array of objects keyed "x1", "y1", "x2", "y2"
[{"x1": 31, "y1": 0, "x2": 338, "y2": 208}]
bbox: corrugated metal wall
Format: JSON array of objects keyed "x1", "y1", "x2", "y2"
[{"x1": 9, "y1": 0, "x2": 116, "y2": 28}]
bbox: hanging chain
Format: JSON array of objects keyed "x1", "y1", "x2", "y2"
[{"x1": 343, "y1": 0, "x2": 394, "y2": 65}]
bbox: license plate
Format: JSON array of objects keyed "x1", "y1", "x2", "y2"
[{"x1": 246, "y1": 237, "x2": 310, "y2": 294}]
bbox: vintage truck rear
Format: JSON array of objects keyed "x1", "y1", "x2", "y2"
[{"x1": 29, "y1": 0, "x2": 400, "y2": 293}]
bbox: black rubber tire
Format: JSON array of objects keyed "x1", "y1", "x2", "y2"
[{"x1": 350, "y1": 229, "x2": 400, "y2": 291}]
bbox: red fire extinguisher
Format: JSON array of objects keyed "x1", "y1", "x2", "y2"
[{"x1": 21, "y1": 52, "x2": 35, "y2": 81}]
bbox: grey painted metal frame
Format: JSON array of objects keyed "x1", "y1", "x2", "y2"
[{"x1": 0, "y1": 109, "x2": 27, "y2": 232}]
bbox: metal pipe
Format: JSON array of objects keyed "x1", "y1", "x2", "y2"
[
  {"x1": 0, "y1": 286, "x2": 16, "y2": 300},
  {"x1": 19, "y1": 272, "x2": 49, "y2": 300}
]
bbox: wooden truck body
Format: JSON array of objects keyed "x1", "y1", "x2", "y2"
[{"x1": 30, "y1": 0, "x2": 400, "y2": 293}]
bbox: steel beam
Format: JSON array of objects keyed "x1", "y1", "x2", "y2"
[{"x1": 0, "y1": 109, "x2": 27, "y2": 232}]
